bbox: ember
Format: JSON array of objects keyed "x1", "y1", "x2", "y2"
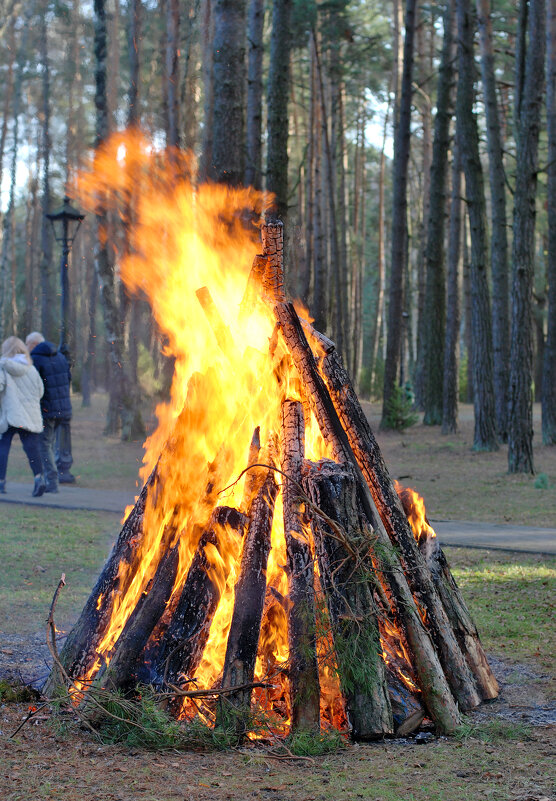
[{"x1": 45, "y1": 132, "x2": 498, "y2": 741}]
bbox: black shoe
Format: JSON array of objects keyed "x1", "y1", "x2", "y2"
[
  {"x1": 0, "y1": 480, "x2": 5, "y2": 494},
  {"x1": 58, "y1": 472, "x2": 76, "y2": 484},
  {"x1": 45, "y1": 483, "x2": 59, "y2": 494},
  {"x1": 32, "y1": 475, "x2": 46, "y2": 497}
]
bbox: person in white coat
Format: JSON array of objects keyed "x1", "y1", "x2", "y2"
[{"x1": 0, "y1": 336, "x2": 46, "y2": 496}]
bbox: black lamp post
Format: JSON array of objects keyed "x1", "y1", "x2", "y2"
[
  {"x1": 46, "y1": 195, "x2": 85, "y2": 353},
  {"x1": 44, "y1": 196, "x2": 85, "y2": 487}
]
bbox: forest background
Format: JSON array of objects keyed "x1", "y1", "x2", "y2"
[{"x1": 0, "y1": 0, "x2": 555, "y2": 476}]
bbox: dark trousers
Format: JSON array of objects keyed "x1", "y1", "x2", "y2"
[
  {"x1": 0, "y1": 426, "x2": 43, "y2": 481},
  {"x1": 40, "y1": 417, "x2": 72, "y2": 487}
]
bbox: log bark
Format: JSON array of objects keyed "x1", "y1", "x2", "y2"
[
  {"x1": 317, "y1": 344, "x2": 483, "y2": 711},
  {"x1": 303, "y1": 459, "x2": 393, "y2": 739},
  {"x1": 420, "y1": 537, "x2": 499, "y2": 700},
  {"x1": 90, "y1": 541, "x2": 180, "y2": 696},
  {"x1": 281, "y1": 400, "x2": 320, "y2": 732},
  {"x1": 44, "y1": 465, "x2": 159, "y2": 695},
  {"x1": 273, "y1": 302, "x2": 461, "y2": 733},
  {"x1": 217, "y1": 466, "x2": 279, "y2": 737},
  {"x1": 146, "y1": 506, "x2": 247, "y2": 691}
]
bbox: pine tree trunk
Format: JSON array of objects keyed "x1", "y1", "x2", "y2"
[
  {"x1": 476, "y1": 0, "x2": 510, "y2": 442},
  {"x1": 442, "y1": 143, "x2": 462, "y2": 433},
  {"x1": 381, "y1": 0, "x2": 418, "y2": 428},
  {"x1": 423, "y1": 0, "x2": 455, "y2": 426},
  {"x1": 456, "y1": 0, "x2": 498, "y2": 451},
  {"x1": 245, "y1": 0, "x2": 264, "y2": 189},
  {"x1": 210, "y1": 0, "x2": 247, "y2": 185},
  {"x1": 266, "y1": 0, "x2": 292, "y2": 222},
  {"x1": 508, "y1": 0, "x2": 546, "y2": 473},
  {"x1": 543, "y1": 0, "x2": 556, "y2": 444},
  {"x1": 166, "y1": 0, "x2": 180, "y2": 149}
]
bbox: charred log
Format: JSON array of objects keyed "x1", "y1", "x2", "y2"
[
  {"x1": 396, "y1": 484, "x2": 499, "y2": 701},
  {"x1": 44, "y1": 465, "x2": 159, "y2": 696},
  {"x1": 281, "y1": 400, "x2": 320, "y2": 732},
  {"x1": 317, "y1": 343, "x2": 483, "y2": 711},
  {"x1": 146, "y1": 506, "x2": 247, "y2": 691},
  {"x1": 217, "y1": 465, "x2": 279, "y2": 737},
  {"x1": 274, "y1": 301, "x2": 461, "y2": 733}
]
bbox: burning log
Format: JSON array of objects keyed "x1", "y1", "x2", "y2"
[
  {"x1": 316, "y1": 343, "x2": 483, "y2": 711},
  {"x1": 145, "y1": 506, "x2": 247, "y2": 692},
  {"x1": 91, "y1": 541, "x2": 181, "y2": 696},
  {"x1": 273, "y1": 301, "x2": 461, "y2": 734},
  {"x1": 44, "y1": 466, "x2": 160, "y2": 696},
  {"x1": 397, "y1": 487, "x2": 499, "y2": 701},
  {"x1": 281, "y1": 400, "x2": 320, "y2": 733},
  {"x1": 303, "y1": 459, "x2": 393, "y2": 739},
  {"x1": 217, "y1": 458, "x2": 279, "y2": 737}
]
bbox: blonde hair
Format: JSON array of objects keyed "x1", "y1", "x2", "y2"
[{"x1": 2, "y1": 336, "x2": 31, "y2": 364}]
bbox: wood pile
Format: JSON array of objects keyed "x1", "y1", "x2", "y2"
[{"x1": 45, "y1": 220, "x2": 498, "y2": 741}]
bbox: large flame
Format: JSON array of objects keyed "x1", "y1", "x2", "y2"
[
  {"x1": 75, "y1": 132, "x2": 425, "y2": 735},
  {"x1": 76, "y1": 131, "x2": 336, "y2": 728}
]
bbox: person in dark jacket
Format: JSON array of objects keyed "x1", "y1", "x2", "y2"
[{"x1": 26, "y1": 331, "x2": 74, "y2": 492}]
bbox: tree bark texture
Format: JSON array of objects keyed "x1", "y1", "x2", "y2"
[
  {"x1": 476, "y1": 0, "x2": 510, "y2": 443},
  {"x1": 508, "y1": 0, "x2": 546, "y2": 473},
  {"x1": 442, "y1": 143, "x2": 462, "y2": 434},
  {"x1": 281, "y1": 400, "x2": 320, "y2": 732},
  {"x1": 245, "y1": 0, "x2": 264, "y2": 189},
  {"x1": 210, "y1": 0, "x2": 247, "y2": 185},
  {"x1": 303, "y1": 459, "x2": 393, "y2": 740},
  {"x1": 381, "y1": 0, "x2": 418, "y2": 428},
  {"x1": 456, "y1": 0, "x2": 498, "y2": 451},
  {"x1": 543, "y1": 0, "x2": 556, "y2": 444},
  {"x1": 266, "y1": 0, "x2": 292, "y2": 221},
  {"x1": 423, "y1": 0, "x2": 455, "y2": 426}
]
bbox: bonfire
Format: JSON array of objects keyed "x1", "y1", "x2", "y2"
[{"x1": 45, "y1": 132, "x2": 498, "y2": 743}]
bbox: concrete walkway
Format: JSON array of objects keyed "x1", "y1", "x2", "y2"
[{"x1": 1, "y1": 481, "x2": 555, "y2": 555}]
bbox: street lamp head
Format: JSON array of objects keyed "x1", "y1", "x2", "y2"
[{"x1": 46, "y1": 195, "x2": 85, "y2": 247}]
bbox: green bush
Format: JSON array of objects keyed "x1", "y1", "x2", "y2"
[{"x1": 382, "y1": 384, "x2": 418, "y2": 431}]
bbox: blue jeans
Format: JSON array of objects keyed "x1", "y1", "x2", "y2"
[
  {"x1": 0, "y1": 426, "x2": 43, "y2": 481},
  {"x1": 40, "y1": 418, "x2": 72, "y2": 488}
]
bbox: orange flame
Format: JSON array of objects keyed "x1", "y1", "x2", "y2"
[{"x1": 394, "y1": 481, "x2": 437, "y2": 544}]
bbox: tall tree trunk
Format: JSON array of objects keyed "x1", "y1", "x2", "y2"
[
  {"x1": 423, "y1": 0, "x2": 455, "y2": 426},
  {"x1": 166, "y1": 0, "x2": 180, "y2": 149},
  {"x1": 94, "y1": 0, "x2": 142, "y2": 439},
  {"x1": 456, "y1": 0, "x2": 498, "y2": 451},
  {"x1": 39, "y1": 0, "x2": 55, "y2": 342},
  {"x1": 313, "y1": 30, "x2": 343, "y2": 357},
  {"x1": 508, "y1": 0, "x2": 546, "y2": 473},
  {"x1": 369, "y1": 101, "x2": 390, "y2": 396},
  {"x1": 0, "y1": 10, "x2": 30, "y2": 339},
  {"x1": 245, "y1": 0, "x2": 264, "y2": 189},
  {"x1": 476, "y1": 0, "x2": 510, "y2": 442},
  {"x1": 381, "y1": 0, "x2": 418, "y2": 428},
  {"x1": 199, "y1": 0, "x2": 215, "y2": 180},
  {"x1": 210, "y1": 0, "x2": 247, "y2": 184},
  {"x1": 266, "y1": 0, "x2": 292, "y2": 221},
  {"x1": 311, "y1": 39, "x2": 326, "y2": 333},
  {"x1": 442, "y1": 143, "x2": 463, "y2": 433},
  {"x1": 543, "y1": 0, "x2": 556, "y2": 444}
]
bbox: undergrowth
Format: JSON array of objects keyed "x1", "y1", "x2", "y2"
[{"x1": 286, "y1": 728, "x2": 345, "y2": 756}]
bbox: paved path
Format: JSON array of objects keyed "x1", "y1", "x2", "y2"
[{"x1": 1, "y1": 482, "x2": 555, "y2": 555}]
